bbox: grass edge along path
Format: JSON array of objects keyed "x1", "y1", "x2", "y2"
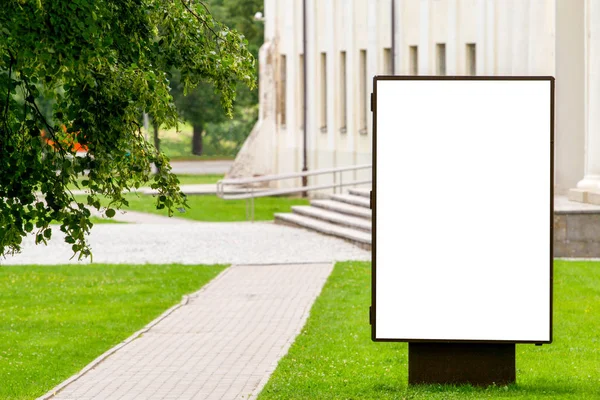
[
  {"x1": 0, "y1": 264, "x2": 227, "y2": 400},
  {"x1": 258, "y1": 260, "x2": 600, "y2": 400}
]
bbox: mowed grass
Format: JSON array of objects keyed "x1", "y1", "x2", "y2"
[
  {"x1": 50, "y1": 216, "x2": 124, "y2": 225},
  {"x1": 89, "y1": 216, "x2": 124, "y2": 224},
  {"x1": 175, "y1": 174, "x2": 223, "y2": 185},
  {"x1": 258, "y1": 260, "x2": 600, "y2": 400},
  {"x1": 74, "y1": 193, "x2": 310, "y2": 222},
  {"x1": 0, "y1": 264, "x2": 226, "y2": 400}
]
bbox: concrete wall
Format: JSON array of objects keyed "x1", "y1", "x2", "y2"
[{"x1": 229, "y1": 0, "x2": 591, "y2": 198}]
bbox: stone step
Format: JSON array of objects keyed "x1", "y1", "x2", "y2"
[
  {"x1": 274, "y1": 213, "x2": 371, "y2": 250},
  {"x1": 291, "y1": 205, "x2": 371, "y2": 232},
  {"x1": 311, "y1": 199, "x2": 372, "y2": 219},
  {"x1": 348, "y1": 188, "x2": 371, "y2": 198},
  {"x1": 330, "y1": 194, "x2": 371, "y2": 208}
]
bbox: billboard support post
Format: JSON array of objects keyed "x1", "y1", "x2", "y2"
[{"x1": 408, "y1": 343, "x2": 515, "y2": 386}]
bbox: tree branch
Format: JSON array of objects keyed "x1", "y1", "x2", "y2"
[
  {"x1": 3, "y1": 50, "x2": 14, "y2": 129},
  {"x1": 180, "y1": 0, "x2": 223, "y2": 53},
  {"x1": 21, "y1": 76, "x2": 68, "y2": 164}
]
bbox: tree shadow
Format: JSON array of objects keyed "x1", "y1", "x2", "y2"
[{"x1": 370, "y1": 381, "x2": 587, "y2": 398}]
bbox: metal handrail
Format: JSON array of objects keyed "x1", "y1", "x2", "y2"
[
  {"x1": 217, "y1": 163, "x2": 372, "y2": 186},
  {"x1": 216, "y1": 164, "x2": 372, "y2": 221}
]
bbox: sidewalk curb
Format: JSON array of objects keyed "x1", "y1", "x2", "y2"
[{"x1": 36, "y1": 267, "x2": 234, "y2": 400}]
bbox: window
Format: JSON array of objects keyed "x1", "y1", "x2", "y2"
[
  {"x1": 436, "y1": 43, "x2": 446, "y2": 76},
  {"x1": 320, "y1": 52, "x2": 327, "y2": 130},
  {"x1": 279, "y1": 55, "x2": 287, "y2": 126},
  {"x1": 359, "y1": 49, "x2": 367, "y2": 133},
  {"x1": 299, "y1": 54, "x2": 304, "y2": 129},
  {"x1": 409, "y1": 46, "x2": 418, "y2": 75},
  {"x1": 340, "y1": 51, "x2": 347, "y2": 133},
  {"x1": 383, "y1": 48, "x2": 393, "y2": 75},
  {"x1": 466, "y1": 43, "x2": 476, "y2": 76}
]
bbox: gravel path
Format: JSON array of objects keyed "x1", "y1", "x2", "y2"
[
  {"x1": 166, "y1": 160, "x2": 233, "y2": 175},
  {"x1": 1, "y1": 222, "x2": 371, "y2": 265}
]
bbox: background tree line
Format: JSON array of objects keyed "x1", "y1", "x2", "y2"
[{"x1": 163, "y1": 0, "x2": 263, "y2": 157}]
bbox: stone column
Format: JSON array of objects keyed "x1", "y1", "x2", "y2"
[
  {"x1": 476, "y1": 0, "x2": 486, "y2": 75},
  {"x1": 511, "y1": 0, "x2": 529, "y2": 75},
  {"x1": 484, "y1": 0, "x2": 495, "y2": 75},
  {"x1": 494, "y1": 1, "x2": 512, "y2": 75},
  {"x1": 575, "y1": 0, "x2": 600, "y2": 195},
  {"x1": 394, "y1": 0, "x2": 404, "y2": 74},
  {"x1": 446, "y1": 0, "x2": 457, "y2": 75},
  {"x1": 528, "y1": 0, "x2": 555, "y2": 76},
  {"x1": 556, "y1": 0, "x2": 584, "y2": 195},
  {"x1": 418, "y1": 0, "x2": 430, "y2": 75}
]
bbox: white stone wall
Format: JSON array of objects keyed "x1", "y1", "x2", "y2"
[{"x1": 229, "y1": 0, "x2": 595, "y2": 197}]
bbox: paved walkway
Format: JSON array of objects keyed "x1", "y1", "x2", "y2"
[
  {"x1": 167, "y1": 160, "x2": 233, "y2": 175},
  {"x1": 40, "y1": 263, "x2": 333, "y2": 400},
  {"x1": 1, "y1": 223, "x2": 370, "y2": 265},
  {"x1": 6, "y1": 194, "x2": 369, "y2": 399}
]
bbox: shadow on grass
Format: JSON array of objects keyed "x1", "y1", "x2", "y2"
[{"x1": 369, "y1": 381, "x2": 580, "y2": 399}]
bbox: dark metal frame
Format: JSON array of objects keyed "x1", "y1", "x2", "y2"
[{"x1": 371, "y1": 75, "x2": 555, "y2": 344}]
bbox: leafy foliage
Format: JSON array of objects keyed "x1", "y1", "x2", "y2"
[
  {"x1": 0, "y1": 0, "x2": 255, "y2": 258},
  {"x1": 169, "y1": 0, "x2": 263, "y2": 155}
]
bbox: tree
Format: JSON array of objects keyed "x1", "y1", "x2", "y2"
[
  {"x1": 0, "y1": 0, "x2": 255, "y2": 258},
  {"x1": 169, "y1": 0, "x2": 263, "y2": 156},
  {"x1": 170, "y1": 72, "x2": 225, "y2": 156}
]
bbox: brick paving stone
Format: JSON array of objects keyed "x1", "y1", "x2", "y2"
[{"x1": 42, "y1": 263, "x2": 334, "y2": 400}]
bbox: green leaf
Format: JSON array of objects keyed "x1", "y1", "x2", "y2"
[{"x1": 0, "y1": 0, "x2": 256, "y2": 259}]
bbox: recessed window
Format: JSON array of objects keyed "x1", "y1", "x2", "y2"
[
  {"x1": 383, "y1": 48, "x2": 393, "y2": 75},
  {"x1": 279, "y1": 55, "x2": 287, "y2": 126},
  {"x1": 466, "y1": 43, "x2": 476, "y2": 76},
  {"x1": 359, "y1": 49, "x2": 367, "y2": 133},
  {"x1": 409, "y1": 46, "x2": 418, "y2": 75},
  {"x1": 340, "y1": 51, "x2": 347, "y2": 133},
  {"x1": 320, "y1": 52, "x2": 327, "y2": 131},
  {"x1": 436, "y1": 43, "x2": 446, "y2": 76},
  {"x1": 299, "y1": 54, "x2": 304, "y2": 129}
]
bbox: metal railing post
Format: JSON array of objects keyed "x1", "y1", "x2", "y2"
[
  {"x1": 251, "y1": 187, "x2": 255, "y2": 222},
  {"x1": 333, "y1": 171, "x2": 337, "y2": 194},
  {"x1": 245, "y1": 197, "x2": 249, "y2": 221}
]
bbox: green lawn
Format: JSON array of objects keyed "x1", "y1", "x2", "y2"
[
  {"x1": 0, "y1": 264, "x2": 226, "y2": 400},
  {"x1": 49, "y1": 216, "x2": 123, "y2": 225},
  {"x1": 155, "y1": 122, "x2": 236, "y2": 160},
  {"x1": 89, "y1": 216, "x2": 124, "y2": 224},
  {"x1": 258, "y1": 260, "x2": 600, "y2": 400},
  {"x1": 75, "y1": 193, "x2": 309, "y2": 222},
  {"x1": 175, "y1": 174, "x2": 223, "y2": 185}
]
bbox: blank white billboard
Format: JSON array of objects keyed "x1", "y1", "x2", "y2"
[{"x1": 373, "y1": 77, "x2": 553, "y2": 343}]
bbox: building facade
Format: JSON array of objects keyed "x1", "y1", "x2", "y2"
[{"x1": 229, "y1": 0, "x2": 599, "y2": 201}]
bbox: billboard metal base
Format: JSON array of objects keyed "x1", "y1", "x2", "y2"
[{"x1": 408, "y1": 343, "x2": 516, "y2": 386}]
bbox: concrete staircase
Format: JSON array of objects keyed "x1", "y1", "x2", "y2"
[{"x1": 274, "y1": 188, "x2": 372, "y2": 250}]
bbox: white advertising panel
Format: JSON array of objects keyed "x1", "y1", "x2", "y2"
[{"x1": 373, "y1": 77, "x2": 553, "y2": 343}]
